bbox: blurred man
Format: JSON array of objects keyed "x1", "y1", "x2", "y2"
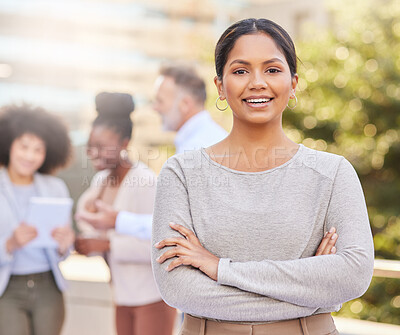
[{"x1": 154, "y1": 65, "x2": 227, "y2": 154}]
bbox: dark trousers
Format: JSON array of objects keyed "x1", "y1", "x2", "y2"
[{"x1": 0, "y1": 271, "x2": 65, "y2": 335}]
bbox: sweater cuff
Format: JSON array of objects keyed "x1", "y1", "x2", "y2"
[{"x1": 217, "y1": 258, "x2": 231, "y2": 285}]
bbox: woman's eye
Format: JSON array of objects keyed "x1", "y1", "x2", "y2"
[
  {"x1": 267, "y1": 68, "x2": 281, "y2": 74},
  {"x1": 233, "y1": 70, "x2": 247, "y2": 75}
]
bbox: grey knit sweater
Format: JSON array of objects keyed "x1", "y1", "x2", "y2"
[{"x1": 151, "y1": 144, "x2": 374, "y2": 322}]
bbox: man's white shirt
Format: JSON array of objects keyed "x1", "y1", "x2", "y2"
[{"x1": 116, "y1": 111, "x2": 227, "y2": 238}]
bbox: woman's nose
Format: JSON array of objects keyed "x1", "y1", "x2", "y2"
[{"x1": 248, "y1": 71, "x2": 268, "y2": 90}]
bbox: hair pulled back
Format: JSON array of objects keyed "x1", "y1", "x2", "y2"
[
  {"x1": 215, "y1": 18, "x2": 297, "y2": 80},
  {"x1": 93, "y1": 92, "x2": 135, "y2": 140}
]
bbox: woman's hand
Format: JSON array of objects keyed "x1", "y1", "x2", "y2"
[
  {"x1": 6, "y1": 223, "x2": 37, "y2": 253},
  {"x1": 75, "y1": 200, "x2": 118, "y2": 230},
  {"x1": 315, "y1": 227, "x2": 338, "y2": 256},
  {"x1": 155, "y1": 223, "x2": 220, "y2": 281},
  {"x1": 52, "y1": 225, "x2": 75, "y2": 255},
  {"x1": 75, "y1": 236, "x2": 110, "y2": 256}
]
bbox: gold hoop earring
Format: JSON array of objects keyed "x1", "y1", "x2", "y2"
[
  {"x1": 287, "y1": 95, "x2": 298, "y2": 110},
  {"x1": 216, "y1": 96, "x2": 228, "y2": 112}
]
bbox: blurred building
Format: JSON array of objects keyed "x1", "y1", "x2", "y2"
[{"x1": 0, "y1": 0, "x2": 328, "y2": 198}]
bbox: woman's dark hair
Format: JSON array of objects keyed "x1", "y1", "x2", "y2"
[
  {"x1": 93, "y1": 92, "x2": 135, "y2": 140},
  {"x1": 0, "y1": 104, "x2": 72, "y2": 174},
  {"x1": 215, "y1": 18, "x2": 297, "y2": 80}
]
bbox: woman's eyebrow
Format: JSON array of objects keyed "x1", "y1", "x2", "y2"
[{"x1": 229, "y1": 58, "x2": 285, "y2": 66}]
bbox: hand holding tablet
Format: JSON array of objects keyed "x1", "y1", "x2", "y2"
[{"x1": 25, "y1": 197, "x2": 73, "y2": 248}]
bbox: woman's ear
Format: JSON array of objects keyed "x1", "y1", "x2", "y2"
[
  {"x1": 290, "y1": 74, "x2": 299, "y2": 98},
  {"x1": 214, "y1": 76, "x2": 226, "y2": 100}
]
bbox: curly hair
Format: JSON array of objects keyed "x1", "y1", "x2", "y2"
[{"x1": 0, "y1": 104, "x2": 72, "y2": 174}]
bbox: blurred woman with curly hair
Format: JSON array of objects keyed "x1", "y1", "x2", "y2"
[{"x1": 0, "y1": 104, "x2": 74, "y2": 335}]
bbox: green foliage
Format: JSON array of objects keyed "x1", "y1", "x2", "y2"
[
  {"x1": 286, "y1": 0, "x2": 400, "y2": 324},
  {"x1": 333, "y1": 277, "x2": 400, "y2": 324}
]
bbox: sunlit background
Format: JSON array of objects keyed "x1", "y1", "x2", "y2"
[{"x1": 1, "y1": 0, "x2": 400, "y2": 334}]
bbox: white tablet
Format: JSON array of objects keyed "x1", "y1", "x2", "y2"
[{"x1": 26, "y1": 197, "x2": 73, "y2": 248}]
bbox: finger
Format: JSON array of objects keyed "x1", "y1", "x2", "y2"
[
  {"x1": 25, "y1": 226, "x2": 38, "y2": 235},
  {"x1": 23, "y1": 231, "x2": 38, "y2": 240},
  {"x1": 315, "y1": 227, "x2": 336, "y2": 256},
  {"x1": 22, "y1": 234, "x2": 37, "y2": 244},
  {"x1": 53, "y1": 227, "x2": 72, "y2": 237},
  {"x1": 169, "y1": 223, "x2": 200, "y2": 245},
  {"x1": 154, "y1": 237, "x2": 191, "y2": 249},
  {"x1": 321, "y1": 233, "x2": 338, "y2": 255},
  {"x1": 75, "y1": 211, "x2": 99, "y2": 226},
  {"x1": 166, "y1": 256, "x2": 192, "y2": 271},
  {"x1": 20, "y1": 225, "x2": 37, "y2": 234},
  {"x1": 52, "y1": 232, "x2": 69, "y2": 242},
  {"x1": 94, "y1": 200, "x2": 114, "y2": 213},
  {"x1": 51, "y1": 227, "x2": 62, "y2": 235},
  {"x1": 157, "y1": 247, "x2": 188, "y2": 264}
]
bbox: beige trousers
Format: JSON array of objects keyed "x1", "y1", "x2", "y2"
[{"x1": 179, "y1": 313, "x2": 339, "y2": 335}]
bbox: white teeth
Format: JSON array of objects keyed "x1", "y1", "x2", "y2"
[{"x1": 246, "y1": 98, "x2": 271, "y2": 103}]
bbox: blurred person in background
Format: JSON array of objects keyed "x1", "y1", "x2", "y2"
[
  {"x1": 0, "y1": 105, "x2": 74, "y2": 335},
  {"x1": 154, "y1": 65, "x2": 227, "y2": 154},
  {"x1": 76, "y1": 65, "x2": 229, "y2": 235},
  {"x1": 75, "y1": 92, "x2": 176, "y2": 335}
]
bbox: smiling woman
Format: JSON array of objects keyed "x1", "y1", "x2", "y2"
[
  {"x1": 152, "y1": 18, "x2": 374, "y2": 335},
  {"x1": 215, "y1": 33, "x2": 297, "y2": 130},
  {"x1": 75, "y1": 92, "x2": 176, "y2": 335},
  {"x1": 0, "y1": 104, "x2": 74, "y2": 335}
]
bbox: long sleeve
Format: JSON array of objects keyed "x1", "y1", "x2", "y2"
[
  {"x1": 75, "y1": 180, "x2": 151, "y2": 263},
  {"x1": 110, "y1": 165, "x2": 156, "y2": 264},
  {"x1": 151, "y1": 159, "x2": 319, "y2": 321},
  {"x1": 217, "y1": 158, "x2": 374, "y2": 308},
  {"x1": 0, "y1": 196, "x2": 16, "y2": 266},
  {"x1": 152, "y1": 152, "x2": 374, "y2": 321},
  {"x1": 115, "y1": 211, "x2": 152, "y2": 239}
]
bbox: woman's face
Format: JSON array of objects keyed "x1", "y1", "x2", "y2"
[
  {"x1": 87, "y1": 125, "x2": 127, "y2": 171},
  {"x1": 9, "y1": 133, "x2": 46, "y2": 178},
  {"x1": 215, "y1": 32, "x2": 298, "y2": 126}
]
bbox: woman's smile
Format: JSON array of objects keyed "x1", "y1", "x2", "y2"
[
  {"x1": 215, "y1": 32, "x2": 297, "y2": 125},
  {"x1": 242, "y1": 95, "x2": 274, "y2": 109}
]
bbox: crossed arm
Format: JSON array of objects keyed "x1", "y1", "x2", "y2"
[
  {"x1": 151, "y1": 159, "x2": 374, "y2": 319},
  {"x1": 155, "y1": 223, "x2": 338, "y2": 281}
]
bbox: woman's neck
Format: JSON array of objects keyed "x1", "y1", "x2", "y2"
[
  {"x1": 208, "y1": 118, "x2": 299, "y2": 172},
  {"x1": 7, "y1": 167, "x2": 34, "y2": 185},
  {"x1": 230, "y1": 116, "x2": 296, "y2": 150},
  {"x1": 107, "y1": 162, "x2": 132, "y2": 186}
]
